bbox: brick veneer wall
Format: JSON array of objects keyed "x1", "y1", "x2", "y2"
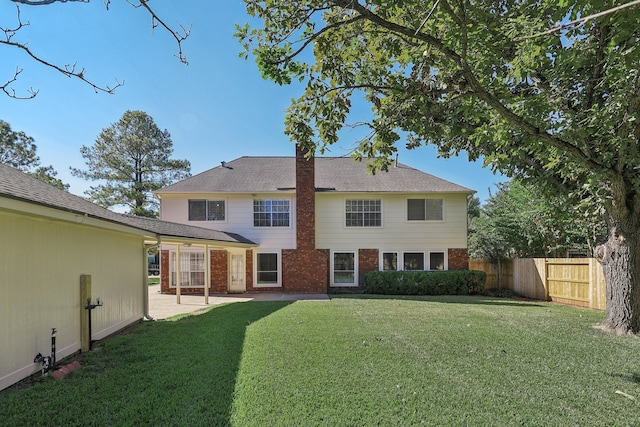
[
  {"x1": 296, "y1": 144, "x2": 316, "y2": 251},
  {"x1": 358, "y1": 248, "x2": 379, "y2": 286},
  {"x1": 448, "y1": 248, "x2": 469, "y2": 270},
  {"x1": 210, "y1": 249, "x2": 228, "y2": 293},
  {"x1": 161, "y1": 249, "x2": 170, "y2": 293},
  {"x1": 282, "y1": 249, "x2": 329, "y2": 293}
]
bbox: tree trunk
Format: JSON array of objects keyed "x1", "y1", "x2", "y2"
[{"x1": 595, "y1": 221, "x2": 640, "y2": 335}]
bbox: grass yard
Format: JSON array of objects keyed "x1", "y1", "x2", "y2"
[{"x1": 2, "y1": 295, "x2": 640, "y2": 426}]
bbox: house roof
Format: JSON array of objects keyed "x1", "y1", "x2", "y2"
[
  {"x1": 157, "y1": 156, "x2": 474, "y2": 194},
  {"x1": 0, "y1": 163, "x2": 255, "y2": 246}
]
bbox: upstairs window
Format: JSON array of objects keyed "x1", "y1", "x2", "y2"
[
  {"x1": 345, "y1": 199, "x2": 381, "y2": 227},
  {"x1": 407, "y1": 198, "x2": 443, "y2": 221},
  {"x1": 188, "y1": 199, "x2": 225, "y2": 221},
  {"x1": 253, "y1": 199, "x2": 290, "y2": 227}
]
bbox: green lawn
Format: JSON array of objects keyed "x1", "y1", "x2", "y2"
[{"x1": 2, "y1": 295, "x2": 640, "y2": 426}]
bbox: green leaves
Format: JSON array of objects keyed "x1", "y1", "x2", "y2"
[
  {"x1": 0, "y1": 119, "x2": 38, "y2": 171},
  {"x1": 469, "y1": 180, "x2": 606, "y2": 260},
  {"x1": 238, "y1": 1, "x2": 640, "y2": 258},
  {"x1": 0, "y1": 119, "x2": 68, "y2": 190}
]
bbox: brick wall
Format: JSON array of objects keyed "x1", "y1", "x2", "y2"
[
  {"x1": 358, "y1": 248, "x2": 379, "y2": 286},
  {"x1": 161, "y1": 249, "x2": 170, "y2": 293},
  {"x1": 448, "y1": 248, "x2": 469, "y2": 270},
  {"x1": 296, "y1": 144, "x2": 315, "y2": 251},
  {"x1": 282, "y1": 249, "x2": 329, "y2": 293},
  {"x1": 210, "y1": 249, "x2": 228, "y2": 293}
]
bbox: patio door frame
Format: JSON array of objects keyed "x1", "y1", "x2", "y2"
[{"x1": 228, "y1": 249, "x2": 246, "y2": 293}]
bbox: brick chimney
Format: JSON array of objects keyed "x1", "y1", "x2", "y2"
[
  {"x1": 280, "y1": 144, "x2": 328, "y2": 293},
  {"x1": 295, "y1": 144, "x2": 315, "y2": 250}
]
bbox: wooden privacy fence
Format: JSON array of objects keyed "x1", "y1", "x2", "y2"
[{"x1": 470, "y1": 258, "x2": 606, "y2": 310}]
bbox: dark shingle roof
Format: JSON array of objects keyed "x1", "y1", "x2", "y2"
[
  {"x1": 157, "y1": 156, "x2": 474, "y2": 194},
  {"x1": 0, "y1": 163, "x2": 255, "y2": 245}
]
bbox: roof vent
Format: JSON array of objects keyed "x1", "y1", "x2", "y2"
[{"x1": 221, "y1": 161, "x2": 226, "y2": 168}]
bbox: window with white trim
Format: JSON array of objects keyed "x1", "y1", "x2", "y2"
[
  {"x1": 407, "y1": 198, "x2": 443, "y2": 221},
  {"x1": 256, "y1": 252, "x2": 279, "y2": 285},
  {"x1": 382, "y1": 251, "x2": 446, "y2": 271},
  {"x1": 170, "y1": 250, "x2": 205, "y2": 287},
  {"x1": 429, "y1": 252, "x2": 445, "y2": 270},
  {"x1": 253, "y1": 199, "x2": 290, "y2": 227},
  {"x1": 188, "y1": 199, "x2": 225, "y2": 221},
  {"x1": 381, "y1": 252, "x2": 398, "y2": 271},
  {"x1": 403, "y1": 252, "x2": 425, "y2": 271},
  {"x1": 332, "y1": 252, "x2": 357, "y2": 285},
  {"x1": 345, "y1": 199, "x2": 381, "y2": 227}
]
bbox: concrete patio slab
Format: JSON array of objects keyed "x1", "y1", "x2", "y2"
[{"x1": 147, "y1": 284, "x2": 329, "y2": 320}]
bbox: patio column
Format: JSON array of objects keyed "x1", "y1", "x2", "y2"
[
  {"x1": 176, "y1": 244, "x2": 181, "y2": 304},
  {"x1": 205, "y1": 244, "x2": 210, "y2": 305}
]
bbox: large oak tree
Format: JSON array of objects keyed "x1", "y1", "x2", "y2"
[{"x1": 237, "y1": 1, "x2": 640, "y2": 333}]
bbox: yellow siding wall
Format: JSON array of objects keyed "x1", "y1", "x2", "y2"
[
  {"x1": 0, "y1": 210, "x2": 144, "y2": 391},
  {"x1": 316, "y1": 192, "x2": 469, "y2": 250},
  {"x1": 160, "y1": 193, "x2": 296, "y2": 249}
]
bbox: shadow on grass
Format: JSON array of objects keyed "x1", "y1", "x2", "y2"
[
  {"x1": 610, "y1": 372, "x2": 640, "y2": 384},
  {"x1": 330, "y1": 293, "x2": 545, "y2": 307},
  {"x1": 0, "y1": 301, "x2": 292, "y2": 427}
]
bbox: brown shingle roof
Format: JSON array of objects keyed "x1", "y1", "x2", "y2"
[
  {"x1": 157, "y1": 156, "x2": 474, "y2": 194},
  {"x1": 0, "y1": 163, "x2": 255, "y2": 245}
]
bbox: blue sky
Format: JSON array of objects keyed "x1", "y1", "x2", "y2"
[{"x1": 1, "y1": 1, "x2": 505, "y2": 203}]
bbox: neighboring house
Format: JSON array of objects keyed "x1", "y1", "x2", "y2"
[
  {"x1": 155, "y1": 146, "x2": 474, "y2": 294},
  {"x1": 0, "y1": 164, "x2": 255, "y2": 391}
]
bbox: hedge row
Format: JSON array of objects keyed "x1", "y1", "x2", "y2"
[{"x1": 363, "y1": 270, "x2": 486, "y2": 295}]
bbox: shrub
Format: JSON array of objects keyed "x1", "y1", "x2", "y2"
[{"x1": 363, "y1": 270, "x2": 486, "y2": 295}]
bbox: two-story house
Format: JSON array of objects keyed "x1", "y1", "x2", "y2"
[{"x1": 155, "y1": 146, "x2": 474, "y2": 294}]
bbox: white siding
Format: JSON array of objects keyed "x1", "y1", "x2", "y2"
[
  {"x1": 159, "y1": 192, "x2": 469, "y2": 255},
  {"x1": 316, "y1": 192, "x2": 468, "y2": 250},
  {"x1": 160, "y1": 193, "x2": 296, "y2": 249},
  {"x1": 0, "y1": 209, "x2": 144, "y2": 391}
]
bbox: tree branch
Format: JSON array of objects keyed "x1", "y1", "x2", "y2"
[
  {"x1": 275, "y1": 13, "x2": 365, "y2": 66},
  {"x1": 0, "y1": 22, "x2": 124, "y2": 94},
  {"x1": 132, "y1": 0, "x2": 191, "y2": 65},
  {"x1": 515, "y1": 0, "x2": 640, "y2": 41},
  {"x1": 12, "y1": 0, "x2": 88, "y2": 4},
  {"x1": 1, "y1": 67, "x2": 38, "y2": 99},
  {"x1": 3, "y1": 0, "x2": 190, "y2": 97},
  {"x1": 334, "y1": 0, "x2": 614, "y2": 181}
]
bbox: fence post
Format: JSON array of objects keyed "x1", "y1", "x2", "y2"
[{"x1": 544, "y1": 260, "x2": 550, "y2": 301}]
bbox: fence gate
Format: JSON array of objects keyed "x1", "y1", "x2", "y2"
[{"x1": 545, "y1": 260, "x2": 590, "y2": 308}]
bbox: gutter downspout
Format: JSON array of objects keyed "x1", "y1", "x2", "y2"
[{"x1": 144, "y1": 237, "x2": 160, "y2": 321}]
